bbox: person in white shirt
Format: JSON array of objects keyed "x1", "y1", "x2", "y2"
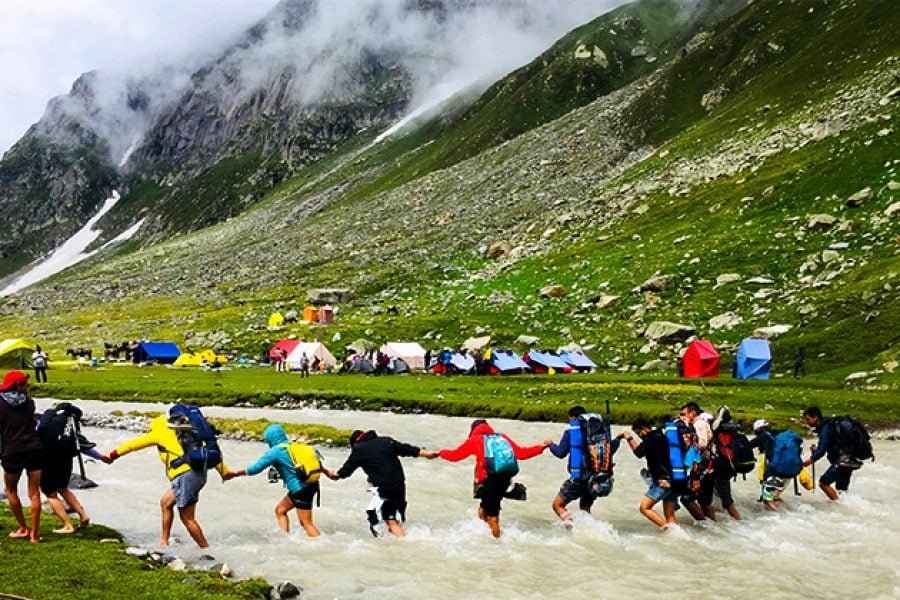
[{"x1": 31, "y1": 345, "x2": 49, "y2": 383}]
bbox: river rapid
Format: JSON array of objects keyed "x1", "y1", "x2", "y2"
[{"x1": 33, "y1": 399, "x2": 900, "y2": 599}]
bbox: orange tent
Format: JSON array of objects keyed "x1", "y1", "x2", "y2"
[{"x1": 302, "y1": 306, "x2": 318, "y2": 323}]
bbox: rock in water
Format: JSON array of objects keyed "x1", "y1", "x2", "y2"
[
  {"x1": 69, "y1": 473, "x2": 98, "y2": 489},
  {"x1": 275, "y1": 582, "x2": 302, "y2": 599}
]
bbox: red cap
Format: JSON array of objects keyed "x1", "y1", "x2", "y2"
[{"x1": 0, "y1": 370, "x2": 29, "y2": 391}]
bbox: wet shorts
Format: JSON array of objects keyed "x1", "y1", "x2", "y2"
[
  {"x1": 171, "y1": 468, "x2": 207, "y2": 509},
  {"x1": 820, "y1": 465, "x2": 852, "y2": 491},
  {"x1": 376, "y1": 484, "x2": 407, "y2": 522},
  {"x1": 288, "y1": 483, "x2": 320, "y2": 510},
  {"x1": 475, "y1": 473, "x2": 513, "y2": 518},
  {"x1": 40, "y1": 455, "x2": 74, "y2": 494},
  {"x1": 1, "y1": 449, "x2": 44, "y2": 476},
  {"x1": 558, "y1": 477, "x2": 595, "y2": 510},
  {"x1": 697, "y1": 474, "x2": 735, "y2": 509},
  {"x1": 645, "y1": 482, "x2": 677, "y2": 504}
]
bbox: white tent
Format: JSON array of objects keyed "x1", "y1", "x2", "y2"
[
  {"x1": 285, "y1": 342, "x2": 337, "y2": 370},
  {"x1": 380, "y1": 342, "x2": 427, "y2": 370}
]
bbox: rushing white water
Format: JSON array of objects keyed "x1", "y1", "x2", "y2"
[
  {"x1": 31, "y1": 399, "x2": 900, "y2": 599},
  {"x1": 0, "y1": 191, "x2": 142, "y2": 297}
]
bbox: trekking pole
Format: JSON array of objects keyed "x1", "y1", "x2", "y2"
[
  {"x1": 71, "y1": 416, "x2": 89, "y2": 481},
  {"x1": 811, "y1": 459, "x2": 815, "y2": 494},
  {"x1": 793, "y1": 477, "x2": 800, "y2": 496}
]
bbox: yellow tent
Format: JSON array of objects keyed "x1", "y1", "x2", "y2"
[
  {"x1": 174, "y1": 350, "x2": 228, "y2": 367},
  {"x1": 268, "y1": 312, "x2": 285, "y2": 327},
  {"x1": 0, "y1": 338, "x2": 35, "y2": 369}
]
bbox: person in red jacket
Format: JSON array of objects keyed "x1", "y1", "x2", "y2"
[{"x1": 439, "y1": 419, "x2": 551, "y2": 538}]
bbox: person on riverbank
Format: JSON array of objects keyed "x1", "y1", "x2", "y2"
[
  {"x1": 226, "y1": 424, "x2": 335, "y2": 537},
  {"x1": 622, "y1": 418, "x2": 678, "y2": 531},
  {"x1": 32, "y1": 345, "x2": 49, "y2": 384},
  {"x1": 439, "y1": 420, "x2": 551, "y2": 538},
  {"x1": 548, "y1": 406, "x2": 621, "y2": 527},
  {"x1": 802, "y1": 407, "x2": 870, "y2": 501},
  {"x1": 328, "y1": 429, "x2": 438, "y2": 537},
  {"x1": 106, "y1": 411, "x2": 231, "y2": 548},
  {"x1": 37, "y1": 402, "x2": 109, "y2": 533},
  {"x1": 0, "y1": 370, "x2": 43, "y2": 542}
]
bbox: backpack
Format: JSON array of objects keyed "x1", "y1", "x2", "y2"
[
  {"x1": 663, "y1": 420, "x2": 692, "y2": 481},
  {"x1": 168, "y1": 404, "x2": 222, "y2": 470},
  {"x1": 831, "y1": 415, "x2": 873, "y2": 464},
  {"x1": 38, "y1": 403, "x2": 83, "y2": 457},
  {"x1": 483, "y1": 434, "x2": 519, "y2": 476},
  {"x1": 715, "y1": 430, "x2": 756, "y2": 475},
  {"x1": 767, "y1": 430, "x2": 803, "y2": 478},
  {"x1": 581, "y1": 414, "x2": 614, "y2": 497},
  {"x1": 282, "y1": 442, "x2": 322, "y2": 484}
]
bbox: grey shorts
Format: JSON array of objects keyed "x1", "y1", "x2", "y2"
[{"x1": 171, "y1": 468, "x2": 208, "y2": 509}]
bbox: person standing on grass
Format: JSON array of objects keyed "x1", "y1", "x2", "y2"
[
  {"x1": 0, "y1": 370, "x2": 43, "y2": 542},
  {"x1": 300, "y1": 352, "x2": 310, "y2": 378},
  {"x1": 621, "y1": 418, "x2": 678, "y2": 532},
  {"x1": 793, "y1": 348, "x2": 807, "y2": 379},
  {"x1": 106, "y1": 413, "x2": 231, "y2": 548},
  {"x1": 31, "y1": 345, "x2": 49, "y2": 383}
]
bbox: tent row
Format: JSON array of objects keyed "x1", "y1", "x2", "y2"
[
  {"x1": 680, "y1": 338, "x2": 772, "y2": 380},
  {"x1": 430, "y1": 348, "x2": 598, "y2": 375}
]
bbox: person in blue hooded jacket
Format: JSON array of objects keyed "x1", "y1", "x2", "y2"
[{"x1": 226, "y1": 424, "x2": 335, "y2": 537}]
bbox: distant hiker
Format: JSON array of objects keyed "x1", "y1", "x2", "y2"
[
  {"x1": 37, "y1": 402, "x2": 108, "y2": 533},
  {"x1": 274, "y1": 348, "x2": 287, "y2": 373},
  {"x1": 802, "y1": 407, "x2": 872, "y2": 501},
  {"x1": 32, "y1": 345, "x2": 49, "y2": 383},
  {"x1": 226, "y1": 424, "x2": 335, "y2": 537},
  {"x1": 311, "y1": 356, "x2": 321, "y2": 373},
  {"x1": 424, "y1": 349, "x2": 432, "y2": 371},
  {"x1": 622, "y1": 418, "x2": 677, "y2": 531},
  {"x1": 328, "y1": 429, "x2": 438, "y2": 538},
  {"x1": 442, "y1": 349, "x2": 453, "y2": 376},
  {"x1": 548, "y1": 406, "x2": 621, "y2": 527},
  {"x1": 0, "y1": 371, "x2": 43, "y2": 542},
  {"x1": 751, "y1": 419, "x2": 812, "y2": 510},
  {"x1": 793, "y1": 348, "x2": 806, "y2": 379},
  {"x1": 439, "y1": 419, "x2": 551, "y2": 538},
  {"x1": 107, "y1": 405, "x2": 231, "y2": 548},
  {"x1": 300, "y1": 352, "x2": 310, "y2": 378}
]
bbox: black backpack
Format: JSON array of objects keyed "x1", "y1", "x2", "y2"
[
  {"x1": 38, "y1": 403, "x2": 83, "y2": 457},
  {"x1": 831, "y1": 416, "x2": 873, "y2": 463}
]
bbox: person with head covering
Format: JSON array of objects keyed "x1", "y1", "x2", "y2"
[
  {"x1": 0, "y1": 371, "x2": 43, "y2": 542},
  {"x1": 328, "y1": 429, "x2": 438, "y2": 537}
]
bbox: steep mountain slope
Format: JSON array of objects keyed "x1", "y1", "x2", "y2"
[{"x1": 1, "y1": 0, "x2": 897, "y2": 379}]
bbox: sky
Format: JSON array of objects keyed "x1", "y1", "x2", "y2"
[{"x1": 0, "y1": 0, "x2": 279, "y2": 155}]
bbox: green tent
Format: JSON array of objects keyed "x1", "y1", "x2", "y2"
[{"x1": 0, "y1": 339, "x2": 35, "y2": 370}]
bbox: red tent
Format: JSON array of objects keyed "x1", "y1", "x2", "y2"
[
  {"x1": 682, "y1": 340, "x2": 720, "y2": 378},
  {"x1": 269, "y1": 339, "x2": 300, "y2": 360}
]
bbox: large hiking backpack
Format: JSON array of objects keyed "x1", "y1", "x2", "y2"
[
  {"x1": 38, "y1": 403, "x2": 83, "y2": 457},
  {"x1": 168, "y1": 404, "x2": 222, "y2": 470},
  {"x1": 715, "y1": 430, "x2": 756, "y2": 476},
  {"x1": 581, "y1": 413, "x2": 614, "y2": 498},
  {"x1": 282, "y1": 442, "x2": 322, "y2": 484},
  {"x1": 831, "y1": 415, "x2": 873, "y2": 465},
  {"x1": 663, "y1": 420, "x2": 692, "y2": 482},
  {"x1": 768, "y1": 430, "x2": 803, "y2": 478},
  {"x1": 483, "y1": 434, "x2": 519, "y2": 476}
]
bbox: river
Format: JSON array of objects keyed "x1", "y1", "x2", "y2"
[{"x1": 33, "y1": 399, "x2": 900, "y2": 599}]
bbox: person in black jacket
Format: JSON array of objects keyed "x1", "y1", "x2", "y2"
[
  {"x1": 329, "y1": 430, "x2": 438, "y2": 537},
  {"x1": 621, "y1": 418, "x2": 678, "y2": 531}
]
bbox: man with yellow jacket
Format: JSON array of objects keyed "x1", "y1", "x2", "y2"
[{"x1": 107, "y1": 414, "x2": 230, "y2": 548}]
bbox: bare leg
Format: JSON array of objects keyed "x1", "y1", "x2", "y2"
[
  {"x1": 46, "y1": 491, "x2": 75, "y2": 533},
  {"x1": 295, "y1": 509, "x2": 320, "y2": 538},
  {"x1": 552, "y1": 495, "x2": 573, "y2": 523},
  {"x1": 385, "y1": 519, "x2": 406, "y2": 538},
  {"x1": 4, "y1": 471, "x2": 29, "y2": 537},
  {"x1": 725, "y1": 504, "x2": 741, "y2": 520},
  {"x1": 639, "y1": 496, "x2": 667, "y2": 529},
  {"x1": 275, "y1": 496, "x2": 293, "y2": 532},
  {"x1": 26, "y1": 470, "x2": 42, "y2": 542},
  {"x1": 177, "y1": 504, "x2": 210, "y2": 548},
  {"x1": 159, "y1": 489, "x2": 176, "y2": 546},
  {"x1": 702, "y1": 505, "x2": 717, "y2": 521},
  {"x1": 663, "y1": 501, "x2": 677, "y2": 525},
  {"x1": 682, "y1": 499, "x2": 706, "y2": 521},
  {"x1": 484, "y1": 516, "x2": 501, "y2": 538},
  {"x1": 820, "y1": 482, "x2": 840, "y2": 502},
  {"x1": 59, "y1": 489, "x2": 89, "y2": 525}
]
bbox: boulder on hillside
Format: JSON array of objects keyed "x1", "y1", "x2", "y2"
[
  {"x1": 539, "y1": 285, "x2": 567, "y2": 298},
  {"x1": 641, "y1": 359, "x2": 670, "y2": 371},
  {"x1": 886, "y1": 201, "x2": 900, "y2": 218},
  {"x1": 486, "y1": 241, "x2": 512, "y2": 260},
  {"x1": 845, "y1": 187, "x2": 873, "y2": 208},
  {"x1": 709, "y1": 312, "x2": 742, "y2": 330},
  {"x1": 463, "y1": 336, "x2": 491, "y2": 351},
  {"x1": 515, "y1": 335, "x2": 541, "y2": 346},
  {"x1": 307, "y1": 288, "x2": 353, "y2": 305},
  {"x1": 595, "y1": 294, "x2": 620, "y2": 309},
  {"x1": 807, "y1": 214, "x2": 837, "y2": 231},
  {"x1": 753, "y1": 324, "x2": 792, "y2": 339},
  {"x1": 643, "y1": 321, "x2": 695, "y2": 344},
  {"x1": 715, "y1": 273, "x2": 741, "y2": 287},
  {"x1": 638, "y1": 274, "x2": 676, "y2": 292}
]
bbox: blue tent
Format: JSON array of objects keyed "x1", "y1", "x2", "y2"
[
  {"x1": 734, "y1": 338, "x2": 771, "y2": 380},
  {"x1": 489, "y1": 350, "x2": 531, "y2": 374},
  {"x1": 524, "y1": 350, "x2": 572, "y2": 373},
  {"x1": 559, "y1": 351, "x2": 597, "y2": 372},
  {"x1": 133, "y1": 342, "x2": 181, "y2": 364}
]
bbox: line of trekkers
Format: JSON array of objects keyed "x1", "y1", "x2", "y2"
[{"x1": 0, "y1": 369, "x2": 873, "y2": 545}]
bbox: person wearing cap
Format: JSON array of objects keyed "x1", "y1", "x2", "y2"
[
  {"x1": 750, "y1": 419, "x2": 813, "y2": 510},
  {"x1": 328, "y1": 429, "x2": 438, "y2": 537},
  {"x1": 0, "y1": 370, "x2": 44, "y2": 542}
]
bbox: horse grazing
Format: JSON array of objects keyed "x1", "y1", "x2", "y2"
[{"x1": 66, "y1": 347, "x2": 92, "y2": 359}]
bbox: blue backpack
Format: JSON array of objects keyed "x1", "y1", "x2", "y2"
[
  {"x1": 663, "y1": 420, "x2": 690, "y2": 481},
  {"x1": 169, "y1": 404, "x2": 222, "y2": 470},
  {"x1": 768, "y1": 430, "x2": 803, "y2": 478},
  {"x1": 483, "y1": 434, "x2": 519, "y2": 476}
]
